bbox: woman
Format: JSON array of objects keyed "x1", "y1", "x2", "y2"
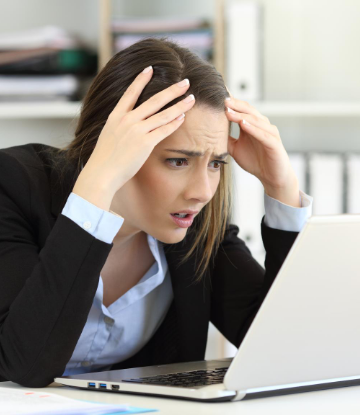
[{"x1": 0, "y1": 38, "x2": 312, "y2": 387}]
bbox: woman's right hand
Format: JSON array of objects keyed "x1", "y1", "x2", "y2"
[{"x1": 72, "y1": 66, "x2": 196, "y2": 211}]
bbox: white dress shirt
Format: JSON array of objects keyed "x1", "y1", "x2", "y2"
[{"x1": 61, "y1": 190, "x2": 313, "y2": 375}]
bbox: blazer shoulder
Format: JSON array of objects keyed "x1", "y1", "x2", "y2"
[
  {"x1": 0, "y1": 143, "x2": 61, "y2": 214},
  {"x1": 0, "y1": 143, "x2": 57, "y2": 172},
  {"x1": 0, "y1": 143, "x2": 64, "y2": 189}
]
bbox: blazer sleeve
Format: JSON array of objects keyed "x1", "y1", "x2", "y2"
[
  {"x1": 0, "y1": 152, "x2": 113, "y2": 387},
  {"x1": 209, "y1": 218, "x2": 299, "y2": 348}
]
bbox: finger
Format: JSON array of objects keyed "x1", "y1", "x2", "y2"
[
  {"x1": 237, "y1": 118, "x2": 277, "y2": 146},
  {"x1": 225, "y1": 84, "x2": 233, "y2": 97},
  {"x1": 147, "y1": 112, "x2": 186, "y2": 147},
  {"x1": 226, "y1": 109, "x2": 279, "y2": 137},
  {"x1": 225, "y1": 98, "x2": 268, "y2": 122},
  {"x1": 130, "y1": 78, "x2": 191, "y2": 123},
  {"x1": 142, "y1": 93, "x2": 195, "y2": 133},
  {"x1": 110, "y1": 66, "x2": 154, "y2": 118},
  {"x1": 227, "y1": 134, "x2": 238, "y2": 156}
]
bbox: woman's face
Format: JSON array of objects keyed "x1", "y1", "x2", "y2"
[{"x1": 111, "y1": 105, "x2": 230, "y2": 245}]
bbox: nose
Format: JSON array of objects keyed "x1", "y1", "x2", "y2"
[{"x1": 183, "y1": 167, "x2": 215, "y2": 204}]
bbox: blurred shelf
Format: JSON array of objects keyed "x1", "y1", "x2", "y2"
[
  {"x1": 0, "y1": 102, "x2": 82, "y2": 119},
  {"x1": 252, "y1": 101, "x2": 360, "y2": 117},
  {"x1": 2, "y1": 101, "x2": 360, "y2": 119}
]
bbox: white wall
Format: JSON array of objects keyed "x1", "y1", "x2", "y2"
[
  {"x1": 0, "y1": 0, "x2": 99, "y2": 49},
  {"x1": 0, "y1": 119, "x2": 75, "y2": 150},
  {"x1": 113, "y1": 0, "x2": 215, "y2": 19},
  {"x1": 262, "y1": 0, "x2": 360, "y2": 102}
]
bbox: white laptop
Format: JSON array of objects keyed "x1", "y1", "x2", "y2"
[{"x1": 55, "y1": 214, "x2": 360, "y2": 402}]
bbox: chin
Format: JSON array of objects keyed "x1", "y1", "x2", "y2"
[{"x1": 154, "y1": 228, "x2": 188, "y2": 245}]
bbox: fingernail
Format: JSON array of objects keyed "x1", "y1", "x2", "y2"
[
  {"x1": 183, "y1": 94, "x2": 195, "y2": 103},
  {"x1": 142, "y1": 66, "x2": 152, "y2": 73},
  {"x1": 227, "y1": 107, "x2": 236, "y2": 113},
  {"x1": 176, "y1": 113, "x2": 185, "y2": 121},
  {"x1": 177, "y1": 78, "x2": 190, "y2": 87},
  {"x1": 225, "y1": 97, "x2": 231, "y2": 101},
  {"x1": 243, "y1": 119, "x2": 251, "y2": 126}
]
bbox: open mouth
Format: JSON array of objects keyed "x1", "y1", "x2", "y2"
[
  {"x1": 171, "y1": 213, "x2": 190, "y2": 218},
  {"x1": 170, "y1": 213, "x2": 195, "y2": 228}
]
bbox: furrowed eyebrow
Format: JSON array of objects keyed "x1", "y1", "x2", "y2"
[{"x1": 164, "y1": 149, "x2": 229, "y2": 160}]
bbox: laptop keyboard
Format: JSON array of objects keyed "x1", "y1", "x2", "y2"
[{"x1": 122, "y1": 367, "x2": 228, "y2": 388}]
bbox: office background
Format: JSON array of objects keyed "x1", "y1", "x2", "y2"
[{"x1": 0, "y1": 0, "x2": 359, "y2": 361}]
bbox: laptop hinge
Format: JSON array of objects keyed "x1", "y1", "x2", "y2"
[{"x1": 230, "y1": 390, "x2": 247, "y2": 401}]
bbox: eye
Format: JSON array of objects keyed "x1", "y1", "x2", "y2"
[
  {"x1": 166, "y1": 158, "x2": 228, "y2": 170},
  {"x1": 166, "y1": 158, "x2": 189, "y2": 168},
  {"x1": 211, "y1": 160, "x2": 228, "y2": 170}
]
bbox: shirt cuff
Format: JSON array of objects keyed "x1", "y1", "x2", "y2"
[
  {"x1": 62, "y1": 192, "x2": 124, "y2": 244},
  {"x1": 263, "y1": 190, "x2": 313, "y2": 232}
]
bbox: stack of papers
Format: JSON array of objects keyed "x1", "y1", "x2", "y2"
[
  {"x1": 111, "y1": 17, "x2": 209, "y2": 33},
  {"x1": 0, "y1": 75, "x2": 79, "y2": 101},
  {"x1": 0, "y1": 388, "x2": 157, "y2": 415},
  {"x1": 0, "y1": 26, "x2": 92, "y2": 101},
  {"x1": 111, "y1": 17, "x2": 213, "y2": 62},
  {"x1": 0, "y1": 26, "x2": 80, "y2": 51}
]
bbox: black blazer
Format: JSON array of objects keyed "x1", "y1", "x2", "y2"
[{"x1": 0, "y1": 143, "x2": 299, "y2": 387}]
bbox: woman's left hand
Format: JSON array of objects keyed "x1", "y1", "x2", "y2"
[{"x1": 225, "y1": 96, "x2": 301, "y2": 207}]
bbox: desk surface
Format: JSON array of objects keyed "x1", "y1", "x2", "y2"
[{"x1": 2, "y1": 380, "x2": 360, "y2": 415}]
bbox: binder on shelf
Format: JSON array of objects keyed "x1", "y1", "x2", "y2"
[
  {"x1": 230, "y1": 158, "x2": 265, "y2": 257},
  {"x1": 308, "y1": 153, "x2": 344, "y2": 215},
  {"x1": 346, "y1": 154, "x2": 360, "y2": 214},
  {"x1": 225, "y1": 0, "x2": 263, "y2": 100},
  {"x1": 0, "y1": 26, "x2": 95, "y2": 102},
  {"x1": 0, "y1": 48, "x2": 97, "y2": 76}
]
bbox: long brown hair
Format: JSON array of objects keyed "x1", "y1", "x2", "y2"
[{"x1": 54, "y1": 37, "x2": 233, "y2": 283}]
